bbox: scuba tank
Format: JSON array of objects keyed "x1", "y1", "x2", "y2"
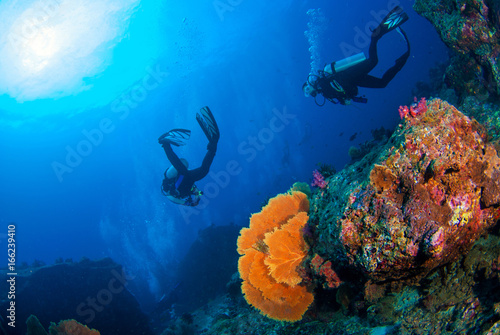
[{"x1": 324, "y1": 52, "x2": 366, "y2": 74}]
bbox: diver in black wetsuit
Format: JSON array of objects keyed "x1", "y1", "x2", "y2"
[
  {"x1": 302, "y1": 6, "x2": 410, "y2": 106},
  {"x1": 158, "y1": 107, "x2": 220, "y2": 206}
]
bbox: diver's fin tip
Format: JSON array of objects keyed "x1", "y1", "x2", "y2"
[
  {"x1": 373, "y1": 6, "x2": 409, "y2": 38},
  {"x1": 196, "y1": 106, "x2": 220, "y2": 143},
  {"x1": 159, "y1": 128, "x2": 191, "y2": 146}
]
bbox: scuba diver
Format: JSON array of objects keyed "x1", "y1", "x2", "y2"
[
  {"x1": 303, "y1": 6, "x2": 410, "y2": 106},
  {"x1": 158, "y1": 106, "x2": 220, "y2": 206}
]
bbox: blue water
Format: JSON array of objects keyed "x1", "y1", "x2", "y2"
[{"x1": 0, "y1": 0, "x2": 448, "y2": 306}]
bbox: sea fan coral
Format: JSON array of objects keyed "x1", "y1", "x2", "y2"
[
  {"x1": 48, "y1": 319, "x2": 100, "y2": 335},
  {"x1": 237, "y1": 191, "x2": 313, "y2": 322}
]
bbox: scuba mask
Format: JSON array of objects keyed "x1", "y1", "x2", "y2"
[
  {"x1": 303, "y1": 74, "x2": 319, "y2": 98},
  {"x1": 303, "y1": 82, "x2": 317, "y2": 97}
]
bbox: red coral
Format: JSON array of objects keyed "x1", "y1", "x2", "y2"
[
  {"x1": 310, "y1": 254, "x2": 342, "y2": 289},
  {"x1": 398, "y1": 105, "x2": 410, "y2": 119},
  {"x1": 319, "y1": 261, "x2": 342, "y2": 289},
  {"x1": 310, "y1": 254, "x2": 324, "y2": 273},
  {"x1": 399, "y1": 97, "x2": 428, "y2": 119}
]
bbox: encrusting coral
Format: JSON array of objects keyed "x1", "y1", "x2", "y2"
[
  {"x1": 414, "y1": 0, "x2": 500, "y2": 98},
  {"x1": 237, "y1": 191, "x2": 314, "y2": 322},
  {"x1": 48, "y1": 319, "x2": 100, "y2": 335},
  {"x1": 26, "y1": 315, "x2": 100, "y2": 335},
  {"x1": 290, "y1": 181, "x2": 312, "y2": 199},
  {"x1": 310, "y1": 98, "x2": 500, "y2": 282}
]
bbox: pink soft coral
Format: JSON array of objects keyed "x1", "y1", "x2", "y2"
[
  {"x1": 311, "y1": 170, "x2": 327, "y2": 189},
  {"x1": 399, "y1": 97, "x2": 428, "y2": 119}
]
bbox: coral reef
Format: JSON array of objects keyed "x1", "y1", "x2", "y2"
[
  {"x1": 460, "y1": 96, "x2": 500, "y2": 145},
  {"x1": 26, "y1": 315, "x2": 48, "y2": 335},
  {"x1": 311, "y1": 169, "x2": 327, "y2": 189},
  {"x1": 348, "y1": 127, "x2": 393, "y2": 163},
  {"x1": 310, "y1": 254, "x2": 342, "y2": 289},
  {"x1": 163, "y1": 230, "x2": 500, "y2": 334},
  {"x1": 26, "y1": 315, "x2": 100, "y2": 335},
  {"x1": 290, "y1": 182, "x2": 312, "y2": 199},
  {"x1": 48, "y1": 319, "x2": 100, "y2": 335},
  {"x1": 414, "y1": 0, "x2": 500, "y2": 99},
  {"x1": 237, "y1": 191, "x2": 314, "y2": 321},
  {"x1": 310, "y1": 98, "x2": 500, "y2": 282},
  {"x1": 348, "y1": 146, "x2": 364, "y2": 161},
  {"x1": 398, "y1": 97, "x2": 428, "y2": 119},
  {"x1": 316, "y1": 163, "x2": 336, "y2": 178},
  {"x1": 0, "y1": 258, "x2": 153, "y2": 335}
]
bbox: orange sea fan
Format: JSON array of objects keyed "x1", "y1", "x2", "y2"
[
  {"x1": 237, "y1": 191, "x2": 313, "y2": 322},
  {"x1": 237, "y1": 191, "x2": 309, "y2": 254},
  {"x1": 241, "y1": 243, "x2": 313, "y2": 321},
  {"x1": 264, "y1": 212, "x2": 310, "y2": 286}
]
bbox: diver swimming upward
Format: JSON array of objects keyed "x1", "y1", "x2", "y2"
[
  {"x1": 303, "y1": 6, "x2": 410, "y2": 106},
  {"x1": 158, "y1": 106, "x2": 220, "y2": 206}
]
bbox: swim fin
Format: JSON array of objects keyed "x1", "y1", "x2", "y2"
[
  {"x1": 396, "y1": 27, "x2": 410, "y2": 52},
  {"x1": 158, "y1": 129, "x2": 191, "y2": 146},
  {"x1": 372, "y1": 6, "x2": 409, "y2": 39},
  {"x1": 196, "y1": 106, "x2": 220, "y2": 144},
  {"x1": 393, "y1": 27, "x2": 410, "y2": 68}
]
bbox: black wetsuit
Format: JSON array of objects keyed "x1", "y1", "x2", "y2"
[
  {"x1": 161, "y1": 143, "x2": 216, "y2": 204},
  {"x1": 315, "y1": 31, "x2": 410, "y2": 105}
]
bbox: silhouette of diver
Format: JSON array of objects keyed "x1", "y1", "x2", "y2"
[
  {"x1": 302, "y1": 6, "x2": 410, "y2": 106},
  {"x1": 158, "y1": 107, "x2": 220, "y2": 206}
]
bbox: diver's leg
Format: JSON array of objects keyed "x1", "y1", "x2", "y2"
[
  {"x1": 362, "y1": 36, "x2": 379, "y2": 72},
  {"x1": 346, "y1": 37, "x2": 379, "y2": 77},
  {"x1": 357, "y1": 52, "x2": 409, "y2": 88},
  {"x1": 358, "y1": 28, "x2": 410, "y2": 88},
  {"x1": 190, "y1": 148, "x2": 216, "y2": 181},
  {"x1": 356, "y1": 75, "x2": 389, "y2": 88},
  {"x1": 355, "y1": 11, "x2": 409, "y2": 78},
  {"x1": 162, "y1": 143, "x2": 189, "y2": 175}
]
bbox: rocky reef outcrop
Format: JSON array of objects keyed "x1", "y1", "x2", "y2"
[
  {"x1": 310, "y1": 98, "x2": 500, "y2": 283},
  {"x1": 0, "y1": 258, "x2": 153, "y2": 335},
  {"x1": 414, "y1": 0, "x2": 500, "y2": 99}
]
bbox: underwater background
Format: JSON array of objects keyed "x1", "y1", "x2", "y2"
[{"x1": 0, "y1": 0, "x2": 469, "y2": 333}]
